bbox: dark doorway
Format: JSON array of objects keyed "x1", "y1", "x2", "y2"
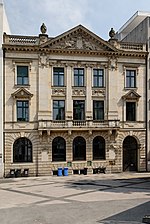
[
  {"x1": 123, "y1": 136, "x2": 138, "y2": 171},
  {"x1": 73, "y1": 136, "x2": 86, "y2": 161}
]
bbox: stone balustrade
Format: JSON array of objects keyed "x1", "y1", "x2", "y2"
[{"x1": 38, "y1": 119, "x2": 120, "y2": 130}]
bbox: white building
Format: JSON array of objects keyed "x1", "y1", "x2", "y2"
[
  {"x1": 0, "y1": 0, "x2": 10, "y2": 177},
  {"x1": 3, "y1": 24, "x2": 147, "y2": 177},
  {"x1": 116, "y1": 11, "x2": 150, "y2": 171}
]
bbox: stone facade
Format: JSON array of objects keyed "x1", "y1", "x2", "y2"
[
  {"x1": 0, "y1": 2, "x2": 10, "y2": 177},
  {"x1": 116, "y1": 11, "x2": 150, "y2": 171},
  {"x1": 3, "y1": 24, "x2": 147, "y2": 177}
]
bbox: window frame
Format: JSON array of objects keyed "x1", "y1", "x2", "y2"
[
  {"x1": 93, "y1": 69, "x2": 104, "y2": 87},
  {"x1": 53, "y1": 67, "x2": 64, "y2": 87},
  {"x1": 93, "y1": 100, "x2": 104, "y2": 120},
  {"x1": 74, "y1": 68, "x2": 84, "y2": 87},
  {"x1": 73, "y1": 100, "x2": 85, "y2": 120},
  {"x1": 126, "y1": 101, "x2": 136, "y2": 121},
  {"x1": 17, "y1": 100, "x2": 29, "y2": 122},
  {"x1": 53, "y1": 100, "x2": 65, "y2": 120},
  {"x1": 17, "y1": 65, "x2": 29, "y2": 85},
  {"x1": 125, "y1": 69, "x2": 136, "y2": 88},
  {"x1": 13, "y1": 137, "x2": 32, "y2": 163}
]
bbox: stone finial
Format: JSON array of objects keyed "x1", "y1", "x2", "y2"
[
  {"x1": 109, "y1": 28, "x2": 115, "y2": 39},
  {"x1": 40, "y1": 23, "x2": 47, "y2": 34}
]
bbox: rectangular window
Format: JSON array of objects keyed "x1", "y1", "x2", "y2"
[
  {"x1": 93, "y1": 69, "x2": 104, "y2": 87},
  {"x1": 126, "y1": 70, "x2": 136, "y2": 88},
  {"x1": 53, "y1": 67, "x2": 64, "y2": 86},
  {"x1": 126, "y1": 102, "x2": 136, "y2": 121},
  {"x1": 74, "y1": 68, "x2": 84, "y2": 87},
  {"x1": 73, "y1": 100, "x2": 85, "y2": 120},
  {"x1": 53, "y1": 100, "x2": 65, "y2": 120},
  {"x1": 17, "y1": 66, "x2": 29, "y2": 85},
  {"x1": 93, "y1": 101, "x2": 104, "y2": 120},
  {"x1": 17, "y1": 101, "x2": 29, "y2": 121}
]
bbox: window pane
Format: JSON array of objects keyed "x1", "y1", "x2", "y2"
[
  {"x1": 74, "y1": 68, "x2": 84, "y2": 86},
  {"x1": 17, "y1": 101, "x2": 29, "y2": 122},
  {"x1": 17, "y1": 66, "x2": 28, "y2": 85},
  {"x1": 126, "y1": 70, "x2": 136, "y2": 88},
  {"x1": 53, "y1": 100, "x2": 65, "y2": 120},
  {"x1": 93, "y1": 101, "x2": 104, "y2": 120},
  {"x1": 73, "y1": 100, "x2": 85, "y2": 120},
  {"x1": 13, "y1": 137, "x2": 32, "y2": 163},
  {"x1": 53, "y1": 67, "x2": 64, "y2": 86},
  {"x1": 93, "y1": 69, "x2": 104, "y2": 87},
  {"x1": 126, "y1": 102, "x2": 136, "y2": 121}
]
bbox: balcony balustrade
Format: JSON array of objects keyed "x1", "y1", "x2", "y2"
[{"x1": 38, "y1": 119, "x2": 120, "y2": 130}]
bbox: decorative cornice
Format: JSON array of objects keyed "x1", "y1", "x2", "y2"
[{"x1": 3, "y1": 45, "x2": 147, "y2": 58}]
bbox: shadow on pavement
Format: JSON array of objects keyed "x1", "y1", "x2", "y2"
[
  {"x1": 64, "y1": 176, "x2": 150, "y2": 194},
  {"x1": 98, "y1": 201, "x2": 150, "y2": 224}
]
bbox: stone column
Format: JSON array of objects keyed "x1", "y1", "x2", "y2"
[
  {"x1": 38, "y1": 54, "x2": 51, "y2": 120},
  {"x1": 107, "y1": 58, "x2": 118, "y2": 120},
  {"x1": 66, "y1": 65, "x2": 73, "y2": 119},
  {"x1": 86, "y1": 66, "x2": 92, "y2": 119}
]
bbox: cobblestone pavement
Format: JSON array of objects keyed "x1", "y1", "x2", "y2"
[{"x1": 0, "y1": 172, "x2": 150, "y2": 224}]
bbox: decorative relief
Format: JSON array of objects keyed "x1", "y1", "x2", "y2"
[
  {"x1": 108, "y1": 57, "x2": 118, "y2": 70},
  {"x1": 39, "y1": 53, "x2": 49, "y2": 68},
  {"x1": 52, "y1": 88, "x2": 66, "y2": 96},
  {"x1": 92, "y1": 89, "x2": 105, "y2": 96},
  {"x1": 50, "y1": 32, "x2": 106, "y2": 51},
  {"x1": 11, "y1": 88, "x2": 33, "y2": 99},
  {"x1": 72, "y1": 88, "x2": 86, "y2": 96}
]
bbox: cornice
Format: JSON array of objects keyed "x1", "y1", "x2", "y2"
[{"x1": 3, "y1": 45, "x2": 147, "y2": 58}]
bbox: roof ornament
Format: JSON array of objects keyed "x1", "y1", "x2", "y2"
[
  {"x1": 109, "y1": 28, "x2": 115, "y2": 39},
  {"x1": 40, "y1": 23, "x2": 47, "y2": 34}
]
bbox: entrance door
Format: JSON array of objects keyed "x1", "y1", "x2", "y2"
[{"x1": 123, "y1": 136, "x2": 138, "y2": 171}]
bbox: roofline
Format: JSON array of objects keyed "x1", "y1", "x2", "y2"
[{"x1": 116, "y1": 11, "x2": 150, "y2": 39}]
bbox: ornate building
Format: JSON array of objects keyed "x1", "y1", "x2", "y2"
[
  {"x1": 3, "y1": 24, "x2": 147, "y2": 177},
  {"x1": 0, "y1": 1, "x2": 10, "y2": 177},
  {"x1": 116, "y1": 11, "x2": 150, "y2": 171}
]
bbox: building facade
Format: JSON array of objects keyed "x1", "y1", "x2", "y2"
[
  {"x1": 116, "y1": 11, "x2": 150, "y2": 171},
  {"x1": 3, "y1": 24, "x2": 147, "y2": 177},
  {"x1": 0, "y1": 1, "x2": 10, "y2": 177}
]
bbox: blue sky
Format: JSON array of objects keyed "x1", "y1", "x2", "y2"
[{"x1": 3, "y1": 0, "x2": 150, "y2": 40}]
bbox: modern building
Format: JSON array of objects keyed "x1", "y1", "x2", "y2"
[
  {"x1": 0, "y1": 0, "x2": 10, "y2": 177},
  {"x1": 116, "y1": 11, "x2": 150, "y2": 171},
  {"x1": 3, "y1": 24, "x2": 147, "y2": 177}
]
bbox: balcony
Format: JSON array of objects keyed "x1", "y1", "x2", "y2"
[{"x1": 38, "y1": 119, "x2": 120, "y2": 131}]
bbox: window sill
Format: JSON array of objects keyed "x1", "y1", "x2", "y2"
[
  {"x1": 14, "y1": 84, "x2": 30, "y2": 89},
  {"x1": 124, "y1": 87, "x2": 137, "y2": 90}
]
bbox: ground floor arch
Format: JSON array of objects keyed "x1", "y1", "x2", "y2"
[{"x1": 123, "y1": 136, "x2": 138, "y2": 172}]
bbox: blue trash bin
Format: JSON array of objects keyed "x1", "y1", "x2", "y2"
[
  {"x1": 64, "y1": 167, "x2": 68, "y2": 176},
  {"x1": 58, "y1": 167, "x2": 62, "y2": 176}
]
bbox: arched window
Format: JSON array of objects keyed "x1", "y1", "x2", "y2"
[
  {"x1": 73, "y1": 136, "x2": 86, "y2": 161},
  {"x1": 93, "y1": 136, "x2": 105, "y2": 160},
  {"x1": 52, "y1": 137, "x2": 66, "y2": 162},
  {"x1": 13, "y1": 137, "x2": 32, "y2": 163}
]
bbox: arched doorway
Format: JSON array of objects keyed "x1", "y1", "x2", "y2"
[
  {"x1": 93, "y1": 136, "x2": 105, "y2": 160},
  {"x1": 123, "y1": 136, "x2": 138, "y2": 171},
  {"x1": 73, "y1": 136, "x2": 86, "y2": 161},
  {"x1": 52, "y1": 137, "x2": 66, "y2": 162}
]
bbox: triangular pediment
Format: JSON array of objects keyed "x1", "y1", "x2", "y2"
[
  {"x1": 11, "y1": 88, "x2": 33, "y2": 99},
  {"x1": 40, "y1": 25, "x2": 118, "y2": 52},
  {"x1": 122, "y1": 90, "x2": 141, "y2": 100}
]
